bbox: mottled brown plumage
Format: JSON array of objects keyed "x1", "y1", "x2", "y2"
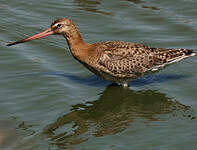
[{"x1": 7, "y1": 18, "x2": 195, "y2": 87}]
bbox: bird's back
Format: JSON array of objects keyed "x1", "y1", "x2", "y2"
[{"x1": 91, "y1": 41, "x2": 195, "y2": 78}]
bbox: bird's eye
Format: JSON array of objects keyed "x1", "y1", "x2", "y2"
[{"x1": 56, "y1": 24, "x2": 62, "y2": 28}]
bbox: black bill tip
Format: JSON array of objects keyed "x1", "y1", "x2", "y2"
[{"x1": 6, "y1": 40, "x2": 26, "y2": 46}]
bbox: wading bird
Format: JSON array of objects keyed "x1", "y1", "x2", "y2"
[{"x1": 7, "y1": 18, "x2": 195, "y2": 87}]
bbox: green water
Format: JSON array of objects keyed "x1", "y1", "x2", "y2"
[{"x1": 1, "y1": 0, "x2": 197, "y2": 149}]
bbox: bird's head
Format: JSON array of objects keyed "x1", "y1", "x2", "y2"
[
  {"x1": 7, "y1": 18, "x2": 75, "y2": 46},
  {"x1": 51, "y1": 18, "x2": 75, "y2": 35}
]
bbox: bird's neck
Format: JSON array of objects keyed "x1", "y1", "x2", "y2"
[{"x1": 63, "y1": 27, "x2": 90, "y2": 61}]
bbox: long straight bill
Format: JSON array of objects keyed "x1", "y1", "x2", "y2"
[{"x1": 7, "y1": 28, "x2": 54, "y2": 46}]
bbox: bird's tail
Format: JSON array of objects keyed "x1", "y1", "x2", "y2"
[
  {"x1": 154, "y1": 48, "x2": 195, "y2": 65},
  {"x1": 164, "y1": 48, "x2": 195, "y2": 64},
  {"x1": 150, "y1": 48, "x2": 195, "y2": 71}
]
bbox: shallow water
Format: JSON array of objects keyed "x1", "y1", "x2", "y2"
[{"x1": 1, "y1": 0, "x2": 197, "y2": 149}]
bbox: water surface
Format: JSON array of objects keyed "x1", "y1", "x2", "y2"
[{"x1": 1, "y1": 0, "x2": 197, "y2": 149}]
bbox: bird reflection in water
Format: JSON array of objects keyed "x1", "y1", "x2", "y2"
[{"x1": 43, "y1": 85, "x2": 190, "y2": 148}]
